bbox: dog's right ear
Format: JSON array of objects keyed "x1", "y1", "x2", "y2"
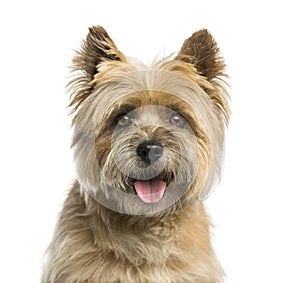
[{"x1": 69, "y1": 26, "x2": 125, "y2": 112}]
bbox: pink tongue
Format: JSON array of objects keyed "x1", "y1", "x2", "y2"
[{"x1": 134, "y1": 177, "x2": 166, "y2": 203}]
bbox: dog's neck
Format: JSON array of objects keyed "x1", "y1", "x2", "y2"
[
  {"x1": 78, "y1": 184, "x2": 202, "y2": 266},
  {"x1": 54, "y1": 181, "x2": 214, "y2": 275}
]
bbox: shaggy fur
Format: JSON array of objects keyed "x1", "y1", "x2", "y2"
[{"x1": 42, "y1": 26, "x2": 230, "y2": 283}]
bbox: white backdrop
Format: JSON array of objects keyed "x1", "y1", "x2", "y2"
[{"x1": 0, "y1": 1, "x2": 299, "y2": 282}]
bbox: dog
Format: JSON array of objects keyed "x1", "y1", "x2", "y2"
[{"x1": 42, "y1": 26, "x2": 230, "y2": 283}]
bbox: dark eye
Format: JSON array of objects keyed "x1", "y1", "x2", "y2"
[
  {"x1": 118, "y1": 114, "x2": 131, "y2": 127},
  {"x1": 169, "y1": 113, "x2": 185, "y2": 127}
]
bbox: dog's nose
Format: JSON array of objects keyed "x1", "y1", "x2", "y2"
[{"x1": 136, "y1": 142, "x2": 163, "y2": 164}]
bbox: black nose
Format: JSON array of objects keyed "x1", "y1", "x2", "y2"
[{"x1": 136, "y1": 142, "x2": 163, "y2": 164}]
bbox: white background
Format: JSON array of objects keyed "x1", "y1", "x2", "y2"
[{"x1": 0, "y1": 1, "x2": 299, "y2": 282}]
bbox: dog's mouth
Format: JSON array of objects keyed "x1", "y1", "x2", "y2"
[
  {"x1": 134, "y1": 177, "x2": 166, "y2": 204},
  {"x1": 129, "y1": 173, "x2": 174, "y2": 204}
]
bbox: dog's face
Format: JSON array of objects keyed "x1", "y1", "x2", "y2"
[
  {"x1": 69, "y1": 27, "x2": 229, "y2": 215},
  {"x1": 96, "y1": 92, "x2": 204, "y2": 206}
]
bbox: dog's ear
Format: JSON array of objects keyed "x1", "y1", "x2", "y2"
[
  {"x1": 177, "y1": 29, "x2": 225, "y2": 82},
  {"x1": 177, "y1": 29, "x2": 230, "y2": 125},
  {"x1": 69, "y1": 26, "x2": 125, "y2": 112}
]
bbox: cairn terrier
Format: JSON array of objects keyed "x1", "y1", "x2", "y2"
[{"x1": 42, "y1": 26, "x2": 230, "y2": 283}]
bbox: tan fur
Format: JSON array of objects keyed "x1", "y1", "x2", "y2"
[
  {"x1": 43, "y1": 182, "x2": 223, "y2": 283},
  {"x1": 42, "y1": 26, "x2": 229, "y2": 283}
]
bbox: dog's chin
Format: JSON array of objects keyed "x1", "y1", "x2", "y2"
[{"x1": 128, "y1": 173, "x2": 174, "y2": 204}]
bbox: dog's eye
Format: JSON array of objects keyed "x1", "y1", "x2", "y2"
[
  {"x1": 118, "y1": 115, "x2": 131, "y2": 127},
  {"x1": 169, "y1": 113, "x2": 185, "y2": 128}
]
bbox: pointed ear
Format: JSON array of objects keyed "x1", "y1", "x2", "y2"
[
  {"x1": 69, "y1": 26, "x2": 125, "y2": 112},
  {"x1": 177, "y1": 29, "x2": 225, "y2": 82},
  {"x1": 177, "y1": 29, "x2": 230, "y2": 125}
]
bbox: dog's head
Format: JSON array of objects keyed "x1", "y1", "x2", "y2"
[{"x1": 69, "y1": 26, "x2": 229, "y2": 215}]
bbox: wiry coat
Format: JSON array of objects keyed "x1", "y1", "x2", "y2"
[{"x1": 42, "y1": 26, "x2": 229, "y2": 283}]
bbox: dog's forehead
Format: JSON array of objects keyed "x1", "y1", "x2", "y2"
[
  {"x1": 91, "y1": 68, "x2": 214, "y2": 125},
  {"x1": 119, "y1": 90, "x2": 188, "y2": 111},
  {"x1": 113, "y1": 95, "x2": 175, "y2": 127},
  {"x1": 133, "y1": 105, "x2": 170, "y2": 121}
]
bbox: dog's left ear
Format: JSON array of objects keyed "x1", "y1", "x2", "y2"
[
  {"x1": 176, "y1": 29, "x2": 230, "y2": 125},
  {"x1": 69, "y1": 26, "x2": 125, "y2": 112}
]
